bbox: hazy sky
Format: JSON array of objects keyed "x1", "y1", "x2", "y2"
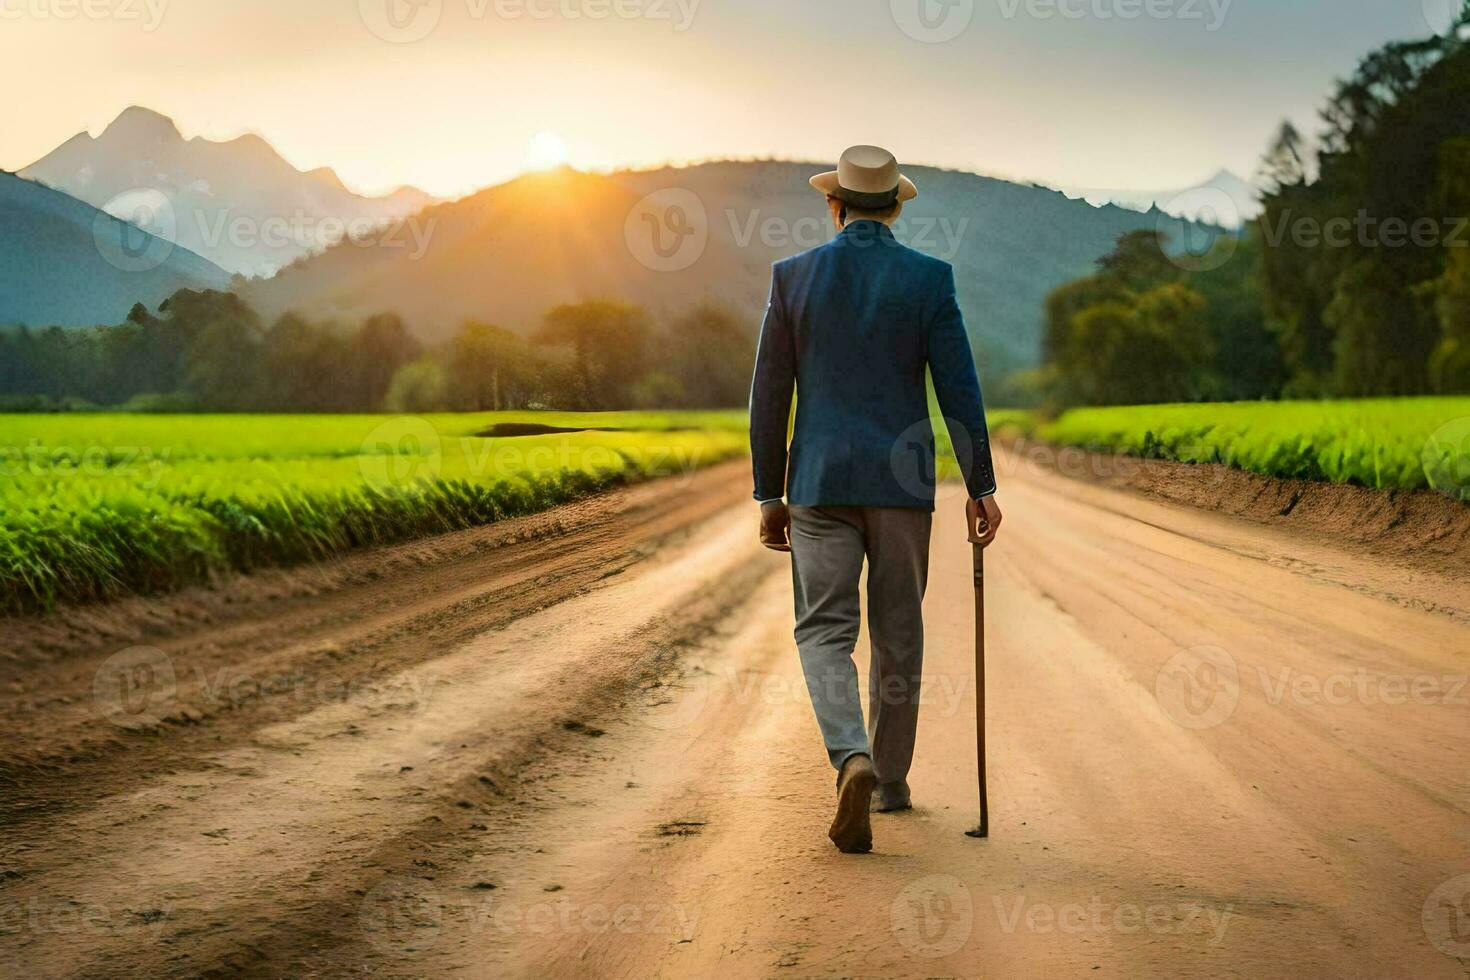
[{"x1": 0, "y1": 0, "x2": 1448, "y2": 197}]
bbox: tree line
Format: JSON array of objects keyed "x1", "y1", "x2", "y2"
[
  {"x1": 1043, "y1": 12, "x2": 1470, "y2": 406},
  {"x1": 0, "y1": 292, "x2": 755, "y2": 413}
]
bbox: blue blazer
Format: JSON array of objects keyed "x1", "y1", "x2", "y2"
[{"x1": 748, "y1": 220, "x2": 996, "y2": 510}]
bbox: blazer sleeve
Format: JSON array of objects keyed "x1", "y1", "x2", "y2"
[
  {"x1": 748, "y1": 264, "x2": 796, "y2": 502},
  {"x1": 926, "y1": 265, "x2": 997, "y2": 499}
]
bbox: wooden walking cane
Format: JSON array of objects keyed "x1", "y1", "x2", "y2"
[{"x1": 964, "y1": 539, "x2": 989, "y2": 839}]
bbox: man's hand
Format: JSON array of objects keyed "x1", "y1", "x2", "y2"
[
  {"x1": 965, "y1": 496, "x2": 1002, "y2": 548},
  {"x1": 759, "y1": 500, "x2": 791, "y2": 552}
]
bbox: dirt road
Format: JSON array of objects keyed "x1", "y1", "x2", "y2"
[{"x1": 2, "y1": 455, "x2": 1467, "y2": 978}]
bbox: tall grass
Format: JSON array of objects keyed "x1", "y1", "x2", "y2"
[
  {"x1": 1029, "y1": 399, "x2": 1470, "y2": 499},
  {"x1": 1, "y1": 411, "x2": 748, "y2": 614}
]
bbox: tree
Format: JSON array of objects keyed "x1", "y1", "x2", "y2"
[
  {"x1": 1428, "y1": 136, "x2": 1470, "y2": 392},
  {"x1": 1042, "y1": 272, "x2": 1131, "y2": 405},
  {"x1": 1042, "y1": 232, "x2": 1217, "y2": 405},
  {"x1": 1094, "y1": 230, "x2": 1179, "y2": 292},
  {"x1": 535, "y1": 300, "x2": 651, "y2": 409},
  {"x1": 1192, "y1": 234, "x2": 1285, "y2": 400},
  {"x1": 1065, "y1": 285, "x2": 1211, "y2": 405},
  {"x1": 260, "y1": 313, "x2": 345, "y2": 411},
  {"x1": 660, "y1": 303, "x2": 755, "y2": 408},
  {"x1": 161, "y1": 290, "x2": 266, "y2": 410},
  {"x1": 346, "y1": 313, "x2": 421, "y2": 411},
  {"x1": 1326, "y1": 259, "x2": 1436, "y2": 395},
  {"x1": 1253, "y1": 24, "x2": 1470, "y2": 397},
  {"x1": 1258, "y1": 121, "x2": 1308, "y2": 192},
  {"x1": 446, "y1": 321, "x2": 544, "y2": 410},
  {"x1": 386, "y1": 357, "x2": 448, "y2": 413}
]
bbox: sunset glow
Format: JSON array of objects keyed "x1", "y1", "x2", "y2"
[
  {"x1": 525, "y1": 131, "x2": 569, "y2": 171},
  {"x1": 0, "y1": 0, "x2": 1438, "y2": 199}
]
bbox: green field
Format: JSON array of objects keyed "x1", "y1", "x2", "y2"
[
  {"x1": 1011, "y1": 399, "x2": 1470, "y2": 500},
  {"x1": 6, "y1": 399, "x2": 1467, "y2": 614},
  {"x1": 0, "y1": 411, "x2": 747, "y2": 614}
]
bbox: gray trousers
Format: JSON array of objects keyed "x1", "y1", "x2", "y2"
[{"x1": 789, "y1": 506, "x2": 932, "y2": 799}]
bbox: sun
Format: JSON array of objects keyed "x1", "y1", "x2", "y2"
[{"x1": 525, "y1": 131, "x2": 568, "y2": 171}]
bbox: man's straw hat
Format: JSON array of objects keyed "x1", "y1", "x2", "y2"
[{"x1": 809, "y1": 145, "x2": 918, "y2": 208}]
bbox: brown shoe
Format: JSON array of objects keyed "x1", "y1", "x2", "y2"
[
  {"x1": 829, "y1": 754, "x2": 877, "y2": 853},
  {"x1": 871, "y1": 781, "x2": 912, "y2": 813}
]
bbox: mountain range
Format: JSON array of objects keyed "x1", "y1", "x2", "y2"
[
  {"x1": 1055, "y1": 169, "x2": 1262, "y2": 225},
  {"x1": 9, "y1": 109, "x2": 1219, "y2": 373},
  {"x1": 241, "y1": 160, "x2": 1215, "y2": 374},
  {"x1": 0, "y1": 170, "x2": 230, "y2": 328},
  {"x1": 19, "y1": 107, "x2": 434, "y2": 278}
]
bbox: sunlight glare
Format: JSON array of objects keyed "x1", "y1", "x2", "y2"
[{"x1": 526, "y1": 131, "x2": 568, "y2": 171}]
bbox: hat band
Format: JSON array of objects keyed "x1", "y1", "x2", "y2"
[{"x1": 833, "y1": 185, "x2": 899, "y2": 209}]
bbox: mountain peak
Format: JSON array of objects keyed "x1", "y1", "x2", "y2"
[
  {"x1": 101, "y1": 105, "x2": 182, "y2": 142},
  {"x1": 305, "y1": 166, "x2": 349, "y2": 194}
]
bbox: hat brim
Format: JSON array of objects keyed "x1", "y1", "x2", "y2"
[{"x1": 809, "y1": 171, "x2": 918, "y2": 203}]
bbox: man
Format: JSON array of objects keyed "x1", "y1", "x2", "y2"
[{"x1": 748, "y1": 145, "x2": 1002, "y2": 854}]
